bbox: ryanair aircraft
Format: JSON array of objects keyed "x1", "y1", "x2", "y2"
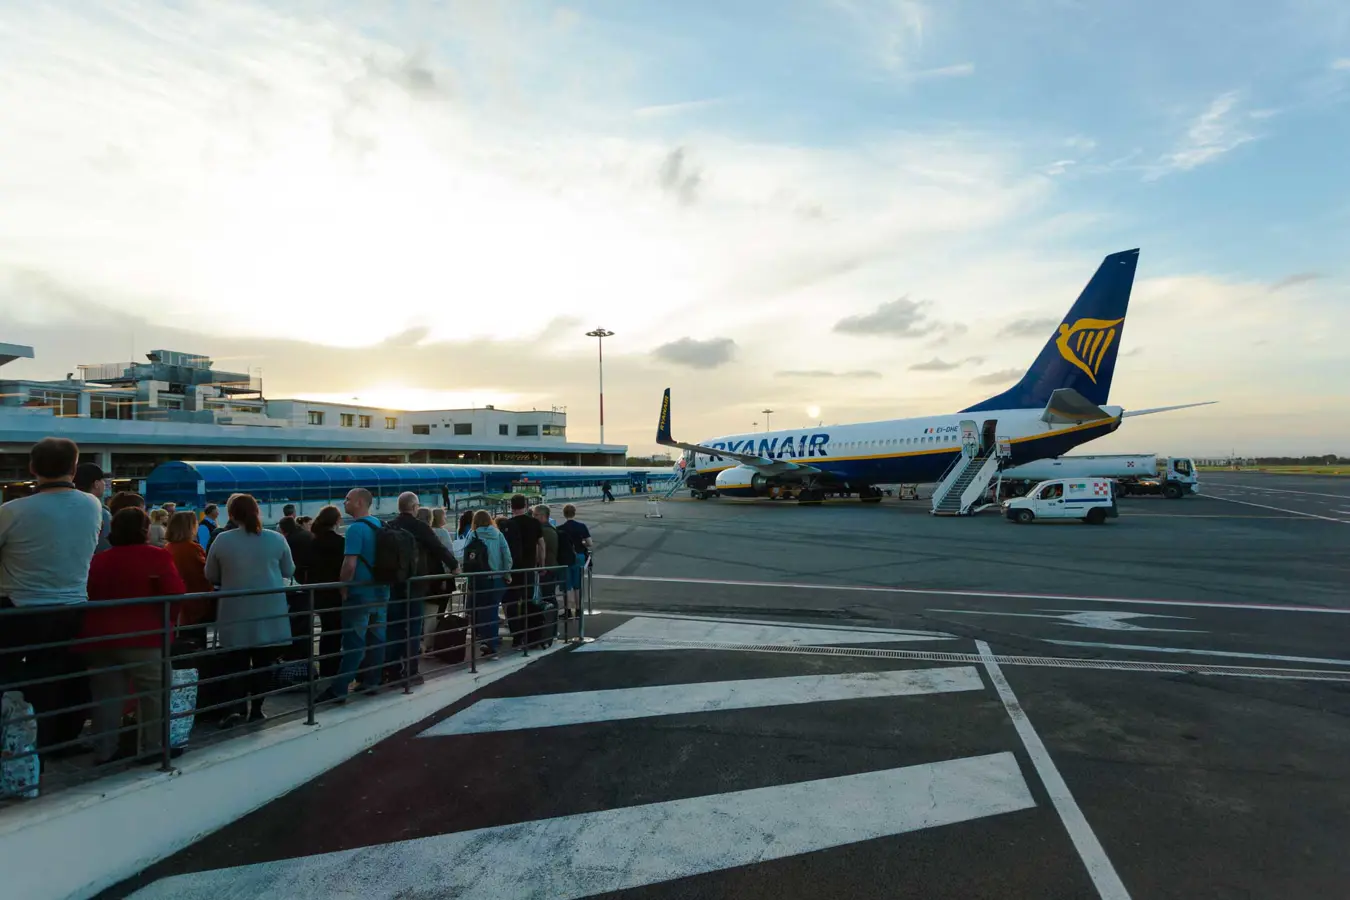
[{"x1": 658, "y1": 249, "x2": 1214, "y2": 501}]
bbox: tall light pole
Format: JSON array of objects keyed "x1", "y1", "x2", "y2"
[
  {"x1": 762, "y1": 408, "x2": 774, "y2": 432},
  {"x1": 586, "y1": 328, "x2": 615, "y2": 446}
]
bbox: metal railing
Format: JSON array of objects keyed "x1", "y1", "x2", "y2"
[{"x1": 0, "y1": 559, "x2": 594, "y2": 801}]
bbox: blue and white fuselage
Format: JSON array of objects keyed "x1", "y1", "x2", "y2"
[
  {"x1": 687, "y1": 408, "x2": 1122, "y2": 496},
  {"x1": 657, "y1": 249, "x2": 1214, "y2": 500}
]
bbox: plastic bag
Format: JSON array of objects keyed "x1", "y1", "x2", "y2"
[{"x1": 169, "y1": 669, "x2": 198, "y2": 749}]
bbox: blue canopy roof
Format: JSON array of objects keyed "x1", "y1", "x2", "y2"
[{"x1": 144, "y1": 461, "x2": 675, "y2": 505}]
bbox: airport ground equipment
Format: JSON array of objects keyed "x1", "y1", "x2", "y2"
[
  {"x1": 1001, "y1": 454, "x2": 1198, "y2": 499},
  {"x1": 1002, "y1": 477, "x2": 1119, "y2": 524}
]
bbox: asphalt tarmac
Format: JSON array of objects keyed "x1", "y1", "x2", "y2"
[{"x1": 104, "y1": 475, "x2": 1350, "y2": 900}]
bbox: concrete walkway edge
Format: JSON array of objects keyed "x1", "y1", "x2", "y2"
[{"x1": 0, "y1": 649, "x2": 558, "y2": 900}]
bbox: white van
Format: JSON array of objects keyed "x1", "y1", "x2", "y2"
[{"x1": 1003, "y1": 477, "x2": 1118, "y2": 525}]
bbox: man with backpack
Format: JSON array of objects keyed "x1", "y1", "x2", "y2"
[
  {"x1": 385, "y1": 492, "x2": 459, "y2": 686},
  {"x1": 316, "y1": 488, "x2": 392, "y2": 705},
  {"x1": 501, "y1": 494, "x2": 544, "y2": 647}
]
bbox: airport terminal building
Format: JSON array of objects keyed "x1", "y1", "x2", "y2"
[{"x1": 0, "y1": 343, "x2": 625, "y2": 494}]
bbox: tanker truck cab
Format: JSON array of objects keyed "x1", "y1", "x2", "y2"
[{"x1": 1003, "y1": 477, "x2": 1118, "y2": 525}]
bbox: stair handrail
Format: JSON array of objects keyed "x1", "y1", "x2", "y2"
[{"x1": 930, "y1": 452, "x2": 972, "y2": 510}]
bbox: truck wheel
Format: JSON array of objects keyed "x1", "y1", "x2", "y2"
[
  {"x1": 1163, "y1": 483, "x2": 1183, "y2": 500},
  {"x1": 1085, "y1": 508, "x2": 1107, "y2": 525},
  {"x1": 1014, "y1": 509, "x2": 1034, "y2": 524}
]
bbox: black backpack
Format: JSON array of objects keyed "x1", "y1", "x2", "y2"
[
  {"x1": 555, "y1": 525, "x2": 576, "y2": 566},
  {"x1": 461, "y1": 535, "x2": 492, "y2": 575},
  {"x1": 358, "y1": 519, "x2": 417, "y2": 584}
]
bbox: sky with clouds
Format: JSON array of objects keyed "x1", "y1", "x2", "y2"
[{"x1": 2, "y1": 0, "x2": 1348, "y2": 456}]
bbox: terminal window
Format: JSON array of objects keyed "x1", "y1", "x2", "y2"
[
  {"x1": 454, "y1": 423, "x2": 472, "y2": 435},
  {"x1": 385, "y1": 417, "x2": 398, "y2": 429},
  {"x1": 359, "y1": 415, "x2": 371, "y2": 428},
  {"x1": 499, "y1": 424, "x2": 509, "y2": 436},
  {"x1": 412, "y1": 424, "x2": 430, "y2": 435},
  {"x1": 542, "y1": 423, "x2": 565, "y2": 437},
  {"x1": 29, "y1": 389, "x2": 79, "y2": 417},
  {"x1": 517, "y1": 424, "x2": 539, "y2": 436},
  {"x1": 307, "y1": 410, "x2": 325, "y2": 426},
  {"x1": 340, "y1": 413, "x2": 355, "y2": 427}
]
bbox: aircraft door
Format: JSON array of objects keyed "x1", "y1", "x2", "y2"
[{"x1": 981, "y1": 419, "x2": 998, "y2": 454}]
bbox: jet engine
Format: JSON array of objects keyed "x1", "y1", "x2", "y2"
[{"x1": 714, "y1": 465, "x2": 769, "y2": 497}]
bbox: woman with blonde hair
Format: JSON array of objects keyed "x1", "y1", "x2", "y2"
[
  {"x1": 466, "y1": 509, "x2": 512, "y2": 658},
  {"x1": 166, "y1": 510, "x2": 214, "y2": 630},
  {"x1": 148, "y1": 507, "x2": 170, "y2": 546}
]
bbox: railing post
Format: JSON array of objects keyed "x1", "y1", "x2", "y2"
[
  {"x1": 586, "y1": 560, "x2": 594, "y2": 617},
  {"x1": 521, "y1": 572, "x2": 530, "y2": 658},
  {"x1": 305, "y1": 588, "x2": 317, "y2": 726},
  {"x1": 467, "y1": 578, "x2": 477, "y2": 674},
  {"x1": 402, "y1": 583, "x2": 413, "y2": 694},
  {"x1": 159, "y1": 591, "x2": 174, "y2": 773}
]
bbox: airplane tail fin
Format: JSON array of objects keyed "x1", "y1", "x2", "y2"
[
  {"x1": 656, "y1": 388, "x2": 674, "y2": 446},
  {"x1": 963, "y1": 249, "x2": 1139, "y2": 412}
]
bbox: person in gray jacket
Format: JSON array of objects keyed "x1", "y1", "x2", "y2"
[{"x1": 205, "y1": 493, "x2": 295, "y2": 727}]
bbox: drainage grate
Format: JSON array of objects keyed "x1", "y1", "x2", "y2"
[{"x1": 595, "y1": 637, "x2": 1350, "y2": 682}]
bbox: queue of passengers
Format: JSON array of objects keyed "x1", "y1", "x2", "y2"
[{"x1": 0, "y1": 436, "x2": 593, "y2": 793}]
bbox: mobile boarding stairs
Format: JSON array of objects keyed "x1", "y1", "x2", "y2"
[{"x1": 930, "y1": 429, "x2": 1012, "y2": 516}]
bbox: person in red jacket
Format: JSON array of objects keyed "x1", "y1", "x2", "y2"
[{"x1": 81, "y1": 507, "x2": 185, "y2": 764}]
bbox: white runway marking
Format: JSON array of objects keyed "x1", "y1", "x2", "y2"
[
  {"x1": 977, "y1": 641, "x2": 1132, "y2": 900},
  {"x1": 931, "y1": 609, "x2": 1200, "y2": 634},
  {"x1": 577, "y1": 614, "x2": 956, "y2": 652},
  {"x1": 1047, "y1": 639, "x2": 1350, "y2": 668},
  {"x1": 420, "y1": 667, "x2": 984, "y2": 736},
  {"x1": 125, "y1": 753, "x2": 1036, "y2": 900},
  {"x1": 1209, "y1": 483, "x2": 1350, "y2": 499},
  {"x1": 1203, "y1": 493, "x2": 1350, "y2": 524},
  {"x1": 598, "y1": 576, "x2": 1350, "y2": 615}
]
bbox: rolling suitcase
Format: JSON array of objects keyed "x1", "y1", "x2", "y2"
[
  {"x1": 431, "y1": 613, "x2": 469, "y2": 664},
  {"x1": 523, "y1": 597, "x2": 557, "y2": 649}
]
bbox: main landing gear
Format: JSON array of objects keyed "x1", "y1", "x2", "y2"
[
  {"x1": 796, "y1": 487, "x2": 826, "y2": 504},
  {"x1": 858, "y1": 486, "x2": 883, "y2": 504}
]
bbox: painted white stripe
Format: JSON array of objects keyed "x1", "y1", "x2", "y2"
[
  {"x1": 1332, "y1": 509, "x2": 1350, "y2": 516},
  {"x1": 125, "y1": 753, "x2": 1036, "y2": 900},
  {"x1": 578, "y1": 615, "x2": 957, "y2": 652},
  {"x1": 420, "y1": 667, "x2": 985, "y2": 736},
  {"x1": 597, "y1": 576, "x2": 1350, "y2": 615},
  {"x1": 1047, "y1": 639, "x2": 1350, "y2": 667},
  {"x1": 1209, "y1": 483, "x2": 1350, "y2": 498},
  {"x1": 976, "y1": 641, "x2": 1131, "y2": 900},
  {"x1": 596, "y1": 610, "x2": 956, "y2": 638},
  {"x1": 1203, "y1": 493, "x2": 1350, "y2": 524}
]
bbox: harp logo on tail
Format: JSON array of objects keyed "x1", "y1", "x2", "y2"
[{"x1": 1055, "y1": 317, "x2": 1124, "y2": 383}]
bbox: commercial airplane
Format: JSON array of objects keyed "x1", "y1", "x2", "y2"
[{"x1": 657, "y1": 248, "x2": 1214, "y2": 501}]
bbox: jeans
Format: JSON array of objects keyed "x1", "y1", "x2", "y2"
[
  {"x1": 470, "y1": 577, "x2": 503, "y2": 654},
  {"x1": 330, "y1": 597, "x2": 387, "y2": 696},
  {"x1": 385, "y1": 583, "x2": 426, "y2": 680},
  {"x1": 222, "y1": 647, "x2": 277, "y2": 718}
]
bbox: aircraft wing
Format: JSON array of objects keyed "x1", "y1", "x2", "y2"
[
  {"x1": 1121, "y1": 401, "x2": 1218, "y2": 418},
  {"x1": 1040, "y1": 388, "x2": 1117, "y2": 424},
  {"x1": 656, "y1": 389, "x2": 819, "y2": 476}
]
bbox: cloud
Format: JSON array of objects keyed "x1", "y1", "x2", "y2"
[
  {"x1": 830, "y1": 0, "x2": 928, "y2": 72},
  {"x1": 833, "y1": 296, "x2": 938, "y2": 337},
  {"x1": 906, "y1": 62, "x2": 975, "y2": 81},
  {"x1": 908, "y1": 358, "x2": 959, "y2": 371},
  {"x1": 652, "y1": 337, "x2": 737, "y2": 369},
  {"x1": 970, "y1": 367, "x2": 1024, "y2": 385},
  {"x1": 633, "y1": 98, "x2": 726, "y2": 119},
  {"x1": 775, "y1": 369, "x2": 883, "y2": 378},
  {"x1": 1149, "y1": 91, "x2": 1257, "y2": 179},
  {"x1": 657, "y1": 147, "x2": 703, "y2": 205},
  {"x1": 1333, "y1": 58, "x2": 1350, "y2": 71},
  {"x1": 997, "y1": 317, "x2": 1059, "y2": 338},
  {"x1": 924, "y1": 322, "x2": 969, "y2": 347},
  {"x1": 1268, "y1": 272, "x2": 1325, "y2": 292}
]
